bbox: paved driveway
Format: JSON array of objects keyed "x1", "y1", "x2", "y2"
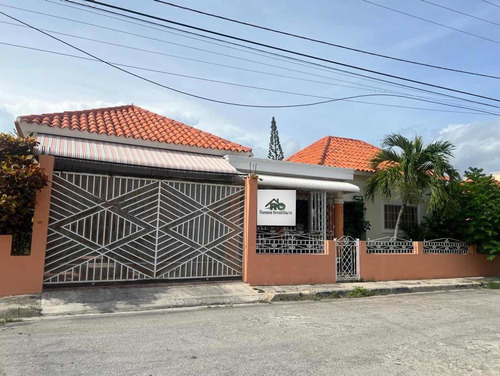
[{"x1": 1, "y1": 290, "x2": 499, "y2": 376}]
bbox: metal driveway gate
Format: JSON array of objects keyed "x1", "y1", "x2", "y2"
[
  {"x1": 44, "y1": 172, "x2": 245, "y2": 284},
  {"x1": 336, "y1": 236, "x2": 360, "y2": 281}
]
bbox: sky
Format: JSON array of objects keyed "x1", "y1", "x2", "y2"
[{"x1": 0, "y1": 0, "x2": 499, "y2": 174}]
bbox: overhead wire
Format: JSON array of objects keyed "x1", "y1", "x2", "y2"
[
  {"x1": 3, "y1": 2, "x2": 490, "y2": 109},
  {"x1": 2, "y1": 3, "x2": 431, "y2": 96},
  {"x1": 83, "y1": 0, "x2": 500, "y2": 104},
  {"x1": 1, "y1": 40, "x2": 496, "y2": 115},
  {"x1": 421, "y1": 0, "x2": 500, "y2": 28},
  {"x1": 2, "y1": 10, "x2": 499, "y2": 113},
  {"x1": 362, "y1": 0, "x2": 500, "y2": 45},
  {"x1": 153, "y1": 0, "x2": 500, "y2": 79},
  {"x1": 483, "y1": 0, "x2": 500, "y2": 9}
]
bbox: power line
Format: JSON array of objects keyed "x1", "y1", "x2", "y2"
[
  {"x1": 0, "y1": 20, "x2": 397, "y2": 95},
  {"x1": 483, "y1": 0, "x2": 500, "y2": 9},
  {"x1": 54, "y1": 0, "x2": 500, "y2": 109},
  {"x1": 362, "y1": 0, "x2": 500, "y2": 44},
  {"x1": 1, "y1": 40, "x2": 495, "y2": 115},
  {"x1": 2, "y1": 10, "x2": 499, "y2": 114},
  {"x1": 154, "y1": 0, "x2": 500, "y2": 79},
  {"x1": 83, "y1": 0, "x2": 500, "y2": 104},
  {"x1": 421, "y1": 0, "x2": 500, "y2": 28},
  {"x1": 6, "y1": 1, "x2": 497, "y2": 110},
  {"x1": 0, "y1": 20, "x2": 478, "y2": 110},
  {"x1": 1, "y1": 3, "x2": 425, "y2": 97}
]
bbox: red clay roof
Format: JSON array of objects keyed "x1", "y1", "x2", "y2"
[
  {"x1": 286, "y1": 136, "x2": 380, "y2": 172},
  {"x1": 19, "y1": 105, "x2": 251, "y2": 153}
]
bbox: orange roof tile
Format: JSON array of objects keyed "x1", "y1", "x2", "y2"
[
  {"x1": 19, "y1": 105, "x2": 251, "y2": 153},
  {"x1": 286, "y1": 136, "x2": 380, "y2": 172}
]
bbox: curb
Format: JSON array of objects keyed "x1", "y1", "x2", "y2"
[{"x1": 268, "y1": 281, "x2": 489, "y2": 302}]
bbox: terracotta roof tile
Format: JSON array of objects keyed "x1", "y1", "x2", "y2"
[
  {"x1": 20, "y1": 104, "x2": 251, "y2": 153},
  {"x1": 286, "y1": 136, "x2": 380, "y2": 172}
]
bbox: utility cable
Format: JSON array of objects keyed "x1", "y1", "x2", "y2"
[
  {"x1": 2, "y1": 10, "x2": 499, "y2": 113},
  {"x1": 1, "y1": 40, "x2": 495, "y2": 115},
  {"x1": 154, "y1": 0, "x2": 500, "y2": 79},
  {"x1": 421, "y1": 0, "x2": 500, "y2": 28},
  {"x1": 54, "y1": 0, "x2": 500, "y2": 108},
  {"x1": 362, "y1": 0, "x2": 500, "y2": 44},
  {"x1": 483, "y1": 0, "x2": 500, "y2": 9},
  {"x1": 82, "y1": 0, "x2": 500, "y2": 104},
  {"x1": 5, "y1": 2, "x2": 498, "y2": 109},
  {"x1": 2, "y1": 3, "x2": 424, "y2": 96}
]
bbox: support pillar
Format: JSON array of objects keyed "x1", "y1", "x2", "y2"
[
  {"x1": 242, "y1": 175, "x2": 258, "y2": 283},
  {"x1": 334, "y1": 199, "x2": 344, "y2": 239}
]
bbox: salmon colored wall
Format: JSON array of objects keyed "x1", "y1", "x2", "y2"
[
  {"x1": 243, "y1": 176, "x2": 336, "y2": 285},
  {"x1": 0, "y1": 155, "x2": 54, "y2": 297},
  {"x1": 359, "y1": 241, "x2": 500, "y2": 281}
]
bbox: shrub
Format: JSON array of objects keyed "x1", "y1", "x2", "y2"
[{"x1": 0, "y1": 134, "x2": 49, "y2": 254}]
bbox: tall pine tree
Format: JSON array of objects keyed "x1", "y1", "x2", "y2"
[{"x1": 268, "y1": 117, "x2": 284, "y2": 160}]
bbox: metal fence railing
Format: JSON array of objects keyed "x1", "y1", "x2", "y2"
[
  {"x1": 366, "y1": 237, "x2": 414, "y2": 254},
  {"x1": 256, "y1": 231, "x2": 326, "y2": 254},
  {"x1": 423, "y1": 238, "x2": 468, "y2": 254}
]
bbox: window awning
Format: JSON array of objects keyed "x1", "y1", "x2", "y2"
[
  {"x1": 35, "y1": 134, "x2": 239, "y2": 174},
  {"x1": 257, "y1": 174, "x2": 360, "y2": 193}
]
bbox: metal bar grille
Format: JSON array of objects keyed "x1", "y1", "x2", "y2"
[
  {"x1": 44, "y1": 172, "x2": 244, "y2": 284},
  {"x1": 366, "y1": 237, "x2": 414, "y2": 254},
  {"x1": 336, "y1": 236, "x2": 360, "y2": 281},
  {"x1": 423, "y1": 238, "x2": 468, "y2": 254},
  {"x1": 256, "y1": 231, "x2": 325, "y2": 254}
]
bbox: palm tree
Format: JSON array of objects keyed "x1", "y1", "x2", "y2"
[{"x1": 365, "y1": 134, "x2": 459, "y2": 239}]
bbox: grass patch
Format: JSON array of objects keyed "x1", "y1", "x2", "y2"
[
  {"x1": 482, "y1": 281, "x2": 500, "y2": 289},
  {"x1": 346, "y1": 286, "x2": 374, "y2": 298},
  {"x1": 0, "y1": 318, "x2": 22, "y2": 325}
]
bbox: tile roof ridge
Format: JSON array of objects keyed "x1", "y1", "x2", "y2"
[
  {"x1": 319, "y1": 136, "x2": 332, "y2": 166},
  {"x1": 327, "y1": 135, "x2": 380, "y2": 149},
  {"x1": 20, "y1": 104, "x2": 134, "y2": 119}
]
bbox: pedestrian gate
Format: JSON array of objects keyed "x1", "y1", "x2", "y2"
[
  {"x1": 44, "y1": 172, "x2": 245, "y2": 284},
  {"x1": 336, "y1": 236, "x2": 360, "y2": 281}
]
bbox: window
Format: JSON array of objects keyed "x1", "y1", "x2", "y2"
[{"x1": 384, "y1": 204, "x2": 418, "y2": 230}]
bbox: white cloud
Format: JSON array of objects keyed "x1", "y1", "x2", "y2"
[{"x1": 436, "y1": 118, "x2": 500, "y2": 175}]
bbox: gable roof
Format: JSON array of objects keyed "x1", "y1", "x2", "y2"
[
  {"x1": 286, "y1": 136, "x2": 380, "y2": 172},
  {"x1": 16, "y1": 104, "x2": 251, "y2": 154}
]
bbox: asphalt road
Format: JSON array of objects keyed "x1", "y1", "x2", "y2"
[{"x1": 1, "y1": 289, "x2": 499, "y2": 376}]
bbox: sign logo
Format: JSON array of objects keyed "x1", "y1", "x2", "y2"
[
  {"x1": 257, "y1": 190, "x2": 296, "y2": 226},
  {"x1": 265, "y1": 198, "x2": 286, "y2": 211}
]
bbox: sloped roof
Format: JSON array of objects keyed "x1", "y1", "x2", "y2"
[
  {"x1": 286, "y1": 136, "x2": 380, "y2": 172},
  {"x1": 18, "y1": 104, "x2": 251, "y2": 153}
]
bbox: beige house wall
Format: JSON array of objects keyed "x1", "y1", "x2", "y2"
[{"x1": 344, "y1": 173, "x2": 430, "y2": 239}]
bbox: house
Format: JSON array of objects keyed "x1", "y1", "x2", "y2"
[
  {"x1": 12, "y1": 104, "x2": 359, "y2": 287},
  {"x1": 287, "y1": 136, "x2": 430, "y2": 239}
]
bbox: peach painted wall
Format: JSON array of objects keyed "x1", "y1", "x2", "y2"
[
  {"x1": 242, "y1": 176, "x2": 336, "y2": 285},
  {"x1": 0, "y1": 155, "x2": 54, "y2": 297},
  {"x1": 359, "y1": 241, "x2": 500, "y2": 281}
]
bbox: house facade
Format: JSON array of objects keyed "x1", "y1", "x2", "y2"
[{"x1": 287, "y1": 136, "x2": 430, "y2": 239}]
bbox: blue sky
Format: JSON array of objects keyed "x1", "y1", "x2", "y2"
[{"x1": 0, "y1": 0, "x2": 499, "y2": 173}]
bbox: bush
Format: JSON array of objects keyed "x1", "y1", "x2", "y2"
[{"x1": 0, "y1": 134, "x2": 49, "y2": 254}]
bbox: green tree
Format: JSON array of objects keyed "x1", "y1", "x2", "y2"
[
  {"x1": 0, "y1": 134, "x2": 49, "y2": 254},
  {"x1": 365, "y1": 134, "x2": 459, "y2": 238},
  {"x1": 267, "y1": 117, "x2": 284, "y2": 160},
  {"x1": 425, "y1": 168, "x2": 500, "y2": 258}
]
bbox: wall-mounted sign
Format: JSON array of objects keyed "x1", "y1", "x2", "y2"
[{"x1": 257, "y1": 189, "x2": 296, "y2": 226}]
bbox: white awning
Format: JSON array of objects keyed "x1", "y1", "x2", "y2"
[
  {"x1": 35, "y1": 134, "x2": 239, "y2": 174},
  {"x1": 257, "y1": 174, "x2": 360, "y2": 193}
]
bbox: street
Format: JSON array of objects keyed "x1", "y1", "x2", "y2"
[{"x1": 1, "y1": 289, "x2": 499, "y2": 376}]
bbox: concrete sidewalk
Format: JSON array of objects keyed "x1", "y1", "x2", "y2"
[{"x1": 1, "y1": 277, "x2": 498, "y2": 319}]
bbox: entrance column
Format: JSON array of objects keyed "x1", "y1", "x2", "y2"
[{"x1": 334, "y1": 198, "x2": 344, "y2": 239}]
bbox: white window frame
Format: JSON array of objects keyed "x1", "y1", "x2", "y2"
[{"x1": 381, "y1": 202, "x2": 420, "y2": 234}]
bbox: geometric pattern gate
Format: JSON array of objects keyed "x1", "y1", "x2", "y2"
[{"x1": 44, "y1": 172, "x2": 245, "y2": 284}]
